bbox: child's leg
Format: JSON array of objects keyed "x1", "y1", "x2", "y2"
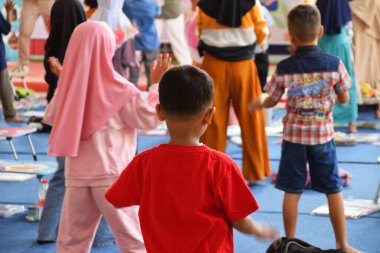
[
  {"x1": 57, "y1": 187, "x2": 101, "y2": 253},
  {"x1": 143, "y1": 50, "x2": 158, "y2": 88},
  {"x1": 283, "y1": 192, "x2": 301, "y2": 237},
  {"x1": 18, "y1": 1, "x2": 40, "y2": 66},
  {"x1": 92, "y1": 187, "x2": 146, "y2": 253},
  {"x1": 275, "y1": 141, "x2": 307, "y2": 237},
  {"x1": 129, "y1": 66, "x2": 140, "y2": 86},
  {"x1": 0, "y1": 69, "x2": 16, "y2": 118},
  {"x1": 307, "y1": 141, "x2": 363, "y2": 253},
  {"x1": 38, "y1": 157, "x2": 65, "y2": 242},
  {"x1": 327, "y1": 192, "x2": 347, "y2": 249},
  {"x1": 326, "y1": 192, "x2": 365, "y2": 253}
]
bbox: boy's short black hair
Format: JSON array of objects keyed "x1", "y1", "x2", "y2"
[
  {"x1": 159, "y1": 65, "x2": 214, "y2": 117},
  {"x1": 84, "y1": 0, "x2": 98, "y2": 8},
  {"x1": 287, "y1": 4, "x2": 321, "y2": 43}
]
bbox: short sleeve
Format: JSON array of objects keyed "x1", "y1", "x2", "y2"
[
  {"x1": 105, "y1": 158, "x2": 142, "y2": 208},
  {"x1": 214, "y1": 160, "x2": 259, "y2": 222},
  {"x1": 335, "y1": 61, "x2": 352, "y2": 94},
  {"x1": 264, "y1": 70, "x2": 285, "y2": 102}
]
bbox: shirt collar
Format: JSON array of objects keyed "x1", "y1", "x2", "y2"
[{"x1": 295, "y1": 45, "x2": 320, "y2": 55}]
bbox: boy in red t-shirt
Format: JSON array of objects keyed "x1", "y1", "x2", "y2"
[{"x1": 106, "y1": 65, "x2": 277, "y2": 252}]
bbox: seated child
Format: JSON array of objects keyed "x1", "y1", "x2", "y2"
[
  {"x1": 106, "y1": 65, "x2": 277, "y2": 252},
  {"x1": 250, "y1": 5, "x2": 363, "y2": 253}
]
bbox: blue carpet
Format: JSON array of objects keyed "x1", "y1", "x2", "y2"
[
  {"x1": 2, "y1": 209, "x2": 378, "y2": 253},
  {"x1": 0, "y1": 109, "x2": 379, "y2": 253}
]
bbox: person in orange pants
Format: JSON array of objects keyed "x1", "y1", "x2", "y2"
[{"x1": 198, "y1": 0, "x2": 271, "y2": 183}]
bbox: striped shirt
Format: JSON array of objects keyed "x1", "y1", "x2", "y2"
[
  {"x1": 265, "y1": 46, "x2": 351, "y2": 145},
  {"x1": 197, "y1": 1, "x2": 269, "y2": 61}
]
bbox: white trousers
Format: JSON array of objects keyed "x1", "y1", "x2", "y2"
[
  {"x1": 57, "y1": 186, "x2": 146, "y2": 253},
  {"x1": 155, "y1": 14, "x2": 192, "y2": 65}
]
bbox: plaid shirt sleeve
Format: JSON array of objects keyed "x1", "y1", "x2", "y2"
[
  {"x1": 264, "y1": 70, "x2": 284, "y2": 102},
  {"x1": 335, "y1": 61, "x2": 352, "y2": 94}
]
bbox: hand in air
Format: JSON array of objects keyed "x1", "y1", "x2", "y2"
[
  {"x1": 150, "y1": 54, "x2": 172, "y2": 84},
  {"x1": 4, "y1": 0, "x2": 15, "y2": 12}
]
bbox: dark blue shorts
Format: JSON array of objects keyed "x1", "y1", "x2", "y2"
[{"x1": 275, "y1": 139, "x2": 342, "y2": 194}]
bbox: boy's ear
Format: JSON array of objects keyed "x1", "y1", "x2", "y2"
[
  {"x1": 155, "y1": 104, "x2": 165, "y2": 121},
  {"x1": 288, "y1": 32, "x2": 296, "y2": 45},
  {"x1": 203, "y1": 107, "x2": 216, "y2": 125},
  {"x1": 318, "y1": 25, "x2": 324, "y2": 38}
]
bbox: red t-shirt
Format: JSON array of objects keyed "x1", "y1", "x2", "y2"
[{"x1": 106, "y1": 144, "x2": 259, "y2": 253}]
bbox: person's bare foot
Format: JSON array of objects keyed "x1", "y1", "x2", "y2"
[
  {"x1": 341, "y1": 245, "x2": 365, "y2": 253},
  {"x1": 347, "y1": 122, "x2": 357, "y2": 133},
  {"x1": 5, "y1": 116, "x2": 25, "y2": 122}
]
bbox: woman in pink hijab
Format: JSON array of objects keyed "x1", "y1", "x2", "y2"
[{"x1": 44, "y1": 21, "x2": 171, "y2": 253}]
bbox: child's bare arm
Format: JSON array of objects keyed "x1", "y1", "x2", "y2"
[
  {"x1": 4, "y1": 0, "x2": 15, "y2": 23},
  {"x1": 249, "y1": 95, "x2": 278, "y2": 111},
  {"x1": 150, "y1": 54, "x2": 172, "y2": 84},
  {"x1": 336, "y1": 90, "x2": 350, "y2": 104},
  {"x1": 232, "y1": 216, "x2": 278, "y2": 239}
]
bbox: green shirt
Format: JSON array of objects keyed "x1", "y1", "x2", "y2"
[{"x1": 160, "y1": 0, "x2": 181, "y2": 19}]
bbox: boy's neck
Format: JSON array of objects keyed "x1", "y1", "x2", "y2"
[
  {"x1": 167, "y1": 134, "x2": 203, "y2": 146},
  {"x1": 168, "y1": 138, "x2": 203, "y2": 146},
  {"x1": 294, "y1": 39, "x2": 318, "y2": 47},
  {"x1": 166, "y1": 123, "x2": 205, "y2": 146}
]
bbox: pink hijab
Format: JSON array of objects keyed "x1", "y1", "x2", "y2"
[{"x1": 48, "y1": 21, "x2": 139, "y2": 157}]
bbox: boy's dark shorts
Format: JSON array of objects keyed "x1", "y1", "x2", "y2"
[{"x1": 275, "y1": 139, "x2": 342, "y2": 194}]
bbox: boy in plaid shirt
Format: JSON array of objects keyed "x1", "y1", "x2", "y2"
[{"x1": 251, "y1": 5, "x2": 362, "y2": 253}]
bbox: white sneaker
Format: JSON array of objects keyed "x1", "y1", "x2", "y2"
[{"x1": 10, "y1": 64, "x2": 29, "y2": 78}]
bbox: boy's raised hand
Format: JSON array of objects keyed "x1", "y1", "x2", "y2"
[
  {"x1": 4, "y1": 0, "x2": 15, "y2": 13},
  {"x1": 150, "y1": 54, "x2": 172, "y2": 84}
]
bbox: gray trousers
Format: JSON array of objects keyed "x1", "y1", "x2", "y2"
[
  {"x1": 129, "y1": 50, "x2": 158, "y2": 88},
  {"x1": 0, "y1": 68, "x2": 16, "y2": 118}
]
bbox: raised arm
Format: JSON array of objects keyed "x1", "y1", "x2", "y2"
[
  {"x1": 118, "y1": 54, "x2": 172, "y2": 130},
  {"x1": 0, "y1": 0, "x2": 14, "y2": 35}
]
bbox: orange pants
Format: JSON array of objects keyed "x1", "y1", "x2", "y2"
[{"x1": 201, "y1": 54, "x2": 271, "y2": 183}]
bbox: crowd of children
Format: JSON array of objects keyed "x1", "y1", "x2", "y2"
[{"x1": 1, "y1": 0, "x2": 375, "y2": 252}]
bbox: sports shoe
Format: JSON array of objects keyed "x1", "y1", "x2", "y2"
[{"x1": 10, "y1": 64, "x2": 29, "y2": 78}]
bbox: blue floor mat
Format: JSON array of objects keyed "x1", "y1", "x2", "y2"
[
  {"x1": 250, "y1": 162, "x2": 380, "y2": 216},
  {"x1": 1, "y1": 109, "x2": 379, "y2": 253}
]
